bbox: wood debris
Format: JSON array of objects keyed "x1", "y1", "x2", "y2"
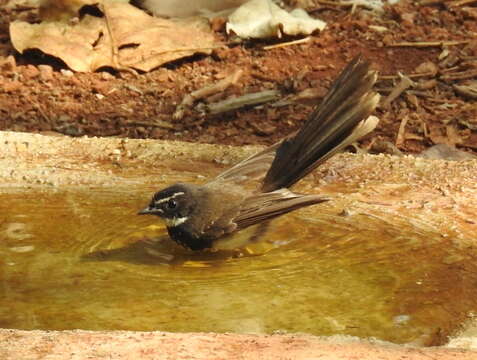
[
  {"x1": 263, "y1": 37, "x2": 311, "y2": 50},
  {"x1": 173, "y1": 69, "x2": 243, "y2": 120},
  {"x1": 453, "y1": 82, "x2": 477, "y2": 99},
  {"x1": 205, "y1": 89, "x2": 281, "y2": 115},
  {"x1": 395, "y1": 114, "x2": 409, "y2": 148},
  {"x1": 381, "y1": 73, "x2": 416, "y2": 108},
  {"x1": 387, "y1": 40, "x2": 470, "y2": 48}
]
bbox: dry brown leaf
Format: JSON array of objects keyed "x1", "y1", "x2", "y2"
[
  {"x1": 39, "y1": 0, "x2": 98, "y2": 21},
  {"x1": 10, "y1": 0, "x2": 220, "y2": 72}
]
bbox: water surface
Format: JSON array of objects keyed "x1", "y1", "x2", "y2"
[{"x1": 1, "y1": 185, "x2": 476, "y2": 346}]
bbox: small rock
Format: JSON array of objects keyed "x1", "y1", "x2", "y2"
[
  {"x1": 54, "y1": 123, "x2": 84, "y2": 137},
  {"x1": 38, "y1": 64, "x2": 54, "y2": 81},
  {"x1": 0, "y1": 55, "x2": 16, "y2": 72},
  {"x1": 136, "y1": 126, "x2": 146, "y2": 135},
  {"x1": 210, "y1": 16, "x2": 227, "y2": 32},
  {"x1": 92, "y1": 80, "x2": 111, "y2": 95},
  {"x1": 250, "y1": 122, "x2": 276, "y2": 136},
  {"x1": 418, "y1": 144, "x2": 477, "y2": 161},
  {"x1": 156, "y1": 69, "x2": 171, "y2": 82},
  {"x1": 58, "y1": 114, "x2": 71, "y2": 122},
  {"x1": 414, "y1": 61, "x2": 438, "y2": 76},
  {"x1": 212, "y1": 47, "x2": 230, "y2": 61},
  {"x1": 2, "y1": 81, "x2": 22, "y2": 92},
  {"x1": 400, "y1": 12, "x2": 415, "y2": 26},
  {"x1": 101, "y1": 71, "x2": 115, "y2": 80},
  {"x1": 23, "y1": 64, "x2": 40, "y2": 79},
  {"x1": 61, "y1": 69, "x2": 74, "y2": 77}
]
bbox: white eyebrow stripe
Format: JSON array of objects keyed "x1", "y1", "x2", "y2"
[{"x1": 154, "y1": 192, "x2": 185, "y2": 205}]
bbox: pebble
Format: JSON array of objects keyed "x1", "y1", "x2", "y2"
[
  {"x1": 2, "y1": 81, "x2": 22, "y2": 92},
  {"x1": 0, "y1": 55, "x2": 16, "y2": 72},
  {"x1": 61, "y1": 69, "x2": 74, "y2": 77},
  {"x1": 54, "y1": 124, "x2": 83, "y2": 137},
  {"x1": 101, "y1": 71, "x2": 115, "y2": 80},
  {"x1": 38, "y1": 64, "x2": 54, "y2": 81},
  {"x1": 23, "y1": 64, "x2": 40, "y2": 79}
]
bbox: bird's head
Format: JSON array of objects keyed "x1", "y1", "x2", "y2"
[{"x1": 138, "y1": 183, "x2": 197, "y2": 227}]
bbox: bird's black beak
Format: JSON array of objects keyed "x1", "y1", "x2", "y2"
[{"x1": 138, "y1": 207, "x2": 154, "y2": 215}]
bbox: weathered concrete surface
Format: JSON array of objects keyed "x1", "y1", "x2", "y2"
[
  {"x1": 1, "y1": 131, "x2": 477, "y2": 359},
  {"x1": 0, "y1": 130, "x2": 475, "y2": 243},
  {"x1": 0, "y1": 330, "x2": 475, "y2": 360}
]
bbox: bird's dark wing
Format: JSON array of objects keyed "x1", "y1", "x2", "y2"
[
  {"x1": 232, "y1": 189, "x2": 328, "y2": 230},
  {"x1": 209, "y1": 141, "x2": 281, "y2": 185}
]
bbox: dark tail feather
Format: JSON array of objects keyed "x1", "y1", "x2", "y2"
[{"x1": 262, "y1": 56, "x2": 380, "y2": 192}]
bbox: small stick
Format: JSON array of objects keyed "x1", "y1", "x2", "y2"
[
  {"x1": 440, "y1": 69, "x2": 477, "y2": 81},
  {"x1": 381, "y1": 73, "x2": 416, "y2": 108},
  {"x1": 387, "y1": 40, "x2": 469, "y2": 47},
  {"x1": 453, "y1": 83, "x2": 477, "y2": 99},
  {"x1": 395, "y1": 115, "x2": 409, "y2": 148},
  {"x1": 315, "y1": 0, "x2": 379, "y2": 10},
  {"x1": 419, "y1": 0, "x2": 445, "y2": 5},
  {"x1": 379, "y1": 72, "x2": 436, "y2": 80},
  {"x1": 173, "y1": 69, "x2": 243, "y2": 120},
  {"x1": 35, "y1": 103, "x2": 51, "y2": 123},
  {"x1": 450, "y1": 0, "x2": 477, "y2": 7},
  {"x1": 125, "y1": 120, "x2": 175, "y2": 129},
  {"x1": 206, "y1": 90, "x2": 281, "y2": 115},
  {"x1": 263, "y1": 37, "x2": 311, "y2": 50}
]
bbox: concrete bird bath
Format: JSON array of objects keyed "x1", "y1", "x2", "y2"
[{"x1": 0, "y1": 131, "x2": 476, "y2": 359}]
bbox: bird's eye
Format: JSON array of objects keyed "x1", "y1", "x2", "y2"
[{"x1": 166, "y1": 199, "x2": 177, "y2": 209}]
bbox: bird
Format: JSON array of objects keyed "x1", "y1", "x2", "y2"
[{"x1": 138, "y1": 56, "x2": 380, "y2": 251}]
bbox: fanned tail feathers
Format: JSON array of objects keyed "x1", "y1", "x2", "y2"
[{"x1": 262, "y1": 56, "x2": 380, "y2": 192}]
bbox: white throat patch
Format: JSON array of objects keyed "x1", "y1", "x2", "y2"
[{"x1": 165, "y1": 216, "x2": 188, "y2": 227}]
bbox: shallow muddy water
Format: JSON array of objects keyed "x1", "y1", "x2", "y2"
[{"x1": 1, "y1": 183, "x2": 476, "y2": 346}]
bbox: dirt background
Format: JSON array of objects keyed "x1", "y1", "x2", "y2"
[{"x1": 0, "y1": 0, "x2": 476, "y2": 153}]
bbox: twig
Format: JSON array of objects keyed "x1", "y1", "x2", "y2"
[
  {"x1": 387, "y1": 40, "x2": 469, "y2": 47},
  {"x1": 440, "y1": 69, "x2": 477, "y2": 81},
  {"x1": 379, "y1": 72, "x2": 436, "y2": 80},
  {"x1": 450, "y1": 0, "x2": 477, "y2": 7},
  {"x1": 125, "y1": 120, "x2": 175, "y2": 129},
  {"x1": 419, "y1": 0, "x2": 445, "y2": 5},
  {"x1": 381, "y1": 73, "x2": 416, "y2": 108},
  {"x1": 206, "y1": 90, "x2": 281, "y2": 115},
  {"x1": 263, "y1": 37, "x2": 311, "y2": 50},
  {"x1": 173, "y1": 69, "x2": 243, "y2": 120},
  {"x1": 272, "y1": 88, "x2": 324, "y2": 107},
  {"x1": 315, "y1": 0, "x2": 379, "y2": 10},
  {"x1": 35, "y1": 104, "x2": 51, "y2": 123},
  {"x1": 453, "y1": 83, "x2": 477, "y2": 99},
  {"x1": 395, "y1": 115, "x2": 409, "y2": 148}
]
